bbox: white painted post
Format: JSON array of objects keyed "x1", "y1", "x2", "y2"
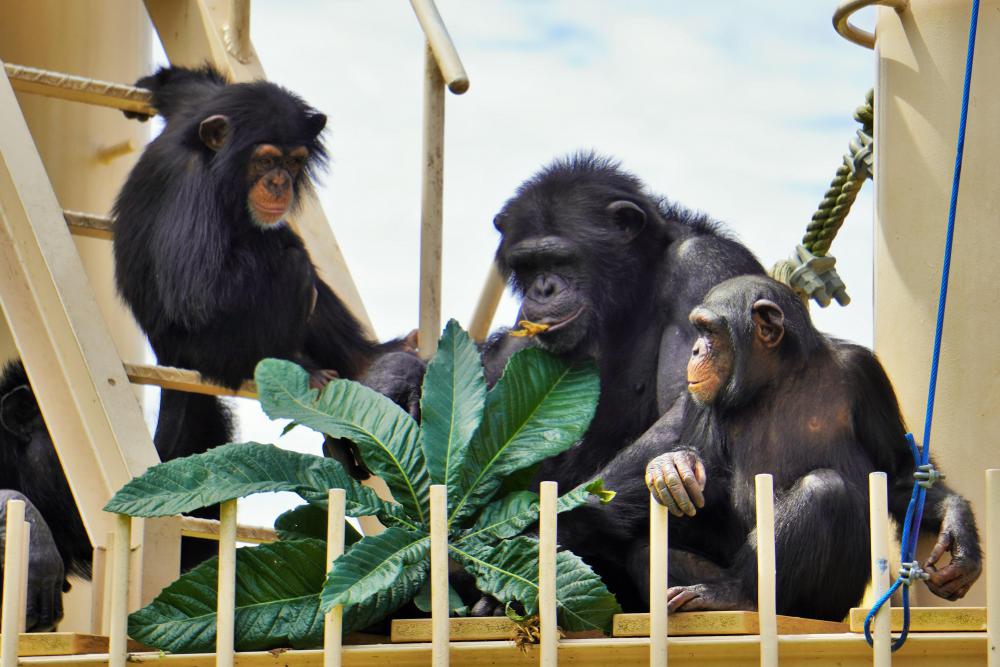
[
  {"x1": 755, "y1": 474, "x2": 777, "y2": 667},
  {"x1": 987, "y1": 469, "x2": 999, "y2": 667},
  {"x1": 18, "y1": 522, "x2": 30, "y2": 634},
  {"x1": 216, "y1": 500, "x2": 238, "y2": 667},
  {"x1": 649, "y1": 494, "x2": 669, "y2": 667},
  {"x1": 869, "y1": 472, "x2": 892, "y2": 667},
  {"x1": 539, "y1": 482, "x2": 559, "y2": 666},
  {"x1": 108, "y1": 514, "x2": 132, "y2": 667},
  {"x1": 324, "y1": 489, "x2": 347, "y2": 667},
  {"x1": 101, "y1": 531, "x2": 115, "y2": 635},
  {"x1": 429, "y1": 485, "x2": 449, "y2": 666},
  {"x1": 1, "y1": 499, "x2": 25, "y2": 667}
]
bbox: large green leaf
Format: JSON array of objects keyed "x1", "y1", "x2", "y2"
[
  {"x1": 274, "y1": 503, "x2": 363, "y2": 545},
  {"x1": 320, "y1": 527, "x2": 430, "y2": 610},
  {"x1": 452, "y1": 536, "x2": 621, "y2": 634},
  {"x1": 256, "y1": 359, "x2": 430, "y2": 525},
  {"x1": 460, "y1": 479, "x2": 613, "y2": 544},
  {"x1": 105, "y1": 442, "x2": 410, "y2": 528},
  {"x1": 448, "y1": 349, "x2": 599, "y2": 524},
  {"x1": 419, "y1": 319, "x2": 486, "y2": 487},
  {"x1": 341, "y1": 561, "x2": 429, "y2": 634},
  {"x1": 129, "y1": 539, "x2": 328, "y2": 653}
]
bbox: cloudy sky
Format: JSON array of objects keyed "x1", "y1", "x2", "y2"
[{"x1": 194, "y1": 1, "x2": 879, "y2": 526}]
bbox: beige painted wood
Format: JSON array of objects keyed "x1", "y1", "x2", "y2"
[
  {"x1": 89, "y1": 542, "x2": 108, "y2": 635},
  {"x1": 538, "y1": 481, "x2": 558, "y2": 666},
  {"x1": 4, "y1": 63, "x2": 153, "y2": 115},
  {"x1": 108, "y1": 514, "x2": 131, "y2": 667},
  {"x1": 613, "y1": 612, "x2": 850, "y2": 637},
  {"x1": 64, "y1": 210, "x2": 114, "y2": 241},
  {"x1": 325, "y1": 489, "x2": 347, "y2": 667},
  {"x1": 468, "y1": 264, "x2": 506, "y2": 343},
  {"x1": 179, "y1": 516, "x2": 278, "y2": 544},
  {"x1": 869, "y1": 473, "x2": 892, "y2": 664},
  {"x1": 989, "y1": 469, "x2": 999, "y2": 665},
  {"x1": 125, "y1": 363, "x2": 257, "y2": 399},
  {"x1": 848, "y1": 606, "x2": 986, "y2": 633},
  {"x1": 10, "y1": 633, "x2": 989, "y2": 667},
  {"x1": 216, "y1": 500, "x2": 238, "y2": 667},
  {"x1": 408, "y1": 0, "x2": 470, "y2": 95},
  {"x1": 874, "y1": 0, "x2": 1000, "y2": 608},
  {"x1": 429, "y1": 485, "x2": 449, "y2": 666},
  {"x1": 18, "y1": 522, "x2": 29, "y2": 634},
  {"x1": 13, "y1": 634, "x2": 147, "y2": 657},
  {"x1": 754, "y1": 475, "x2": 777, "y2": 667},
  {"x1": 143, "y1": 0, "x2": 373, "y2": 337},
  {"x1": 649, "y1": 495, "x2": 669, "y2": 667},
  {"x1": 418, "y1": 43, "x2": 445, "y2": 359},
  {"x1": 1, "y1": 499, "x2": 25, "y2": 667}
]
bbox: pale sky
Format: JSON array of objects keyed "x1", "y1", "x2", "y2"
[{"x1": 163, "y1": 2, "x2": 880, "y2": 527}]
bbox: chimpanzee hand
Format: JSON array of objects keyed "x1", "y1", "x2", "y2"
[
  {"x1": 924, "y1": 526, "x2": 982, "y2": 601},
  {"x1": 645, "y1": 450, "x2": 706, "y2": 517},
  {"x1": 0, "y1": 491, "x2": 65, "y2": 631},
  {"x1": 667, "y1": 579, "x2": 752, "y2": 613},
  {"x1": 361, "y1": 351, "x2": 426, "y2": 420}
]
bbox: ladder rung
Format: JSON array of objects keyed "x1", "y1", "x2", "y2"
[
  {"x1": 124, "y1": 363, "x2": 257, "y2": 399},
  {"x1": 4, "y1": 63, "x2": 153, "y2": 116},
  {"x1": 179, "y1": 516, "x2": 277, "y2": 544},
  {"x1": 64, "y1": 210, "x2": 113, "y2": 240}
]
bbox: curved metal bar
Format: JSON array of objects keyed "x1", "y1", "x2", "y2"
[
  {"x1": 409, "y1": 0, "x2": 470, "y2": 94},
  {"x1": 833, "y1": 0, "x2": 908, "y2": 49}
]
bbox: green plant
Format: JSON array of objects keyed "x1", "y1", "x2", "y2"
[{"x1": 106, "y1": 320, "x2": 619, "y2": 653}]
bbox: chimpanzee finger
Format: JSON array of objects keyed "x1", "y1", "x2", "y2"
[
  {"x1": 666, "y1": 586, "x2": 700, "y2": 613},
  {"x1": 675, "y1": 458, "x2": 705, "y2": 511},
  {"x1": 924, "y1": 532, "x2": 952, "y2": 567},
  {"x1": 693, "y1": 458, "x2": 707, "y2": 490},
  {"x1": 663, "y1": 465, "x2": 696, "y2": 516},
  {"x1": 646, "y1": 468, "x2": 683, "y2": 516}
]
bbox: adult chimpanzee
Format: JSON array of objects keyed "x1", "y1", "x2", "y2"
[
  {"x1": 114, "y1": 66, "x2": 421, "y2": 454},
  {"x1": 480, "y1": 154, "x2": 981, "y2": 615},
  {"x1": 644, "y1": 275, "x2": 981, "y2": 620}
]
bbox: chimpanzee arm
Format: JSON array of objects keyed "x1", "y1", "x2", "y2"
[
  {"x1": 0, "y1": 491, "x2": 65, "y2": 631},
  {"x1": 845, "y1": 343, "x2": 982, "y2": 600}
]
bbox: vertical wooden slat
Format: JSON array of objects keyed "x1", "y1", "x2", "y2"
[
  {"x1": 108, "y1": 514, "x2": 132, "y2": 667},
  {"x1": 418, "y1": 42, "x2": 445, "y2": 360},
  {"x1": 324, "y1": 489, "x2": 347, "y2": 667},
  {"x1": 539, "y1": 481, "x2": 559, "y2": 666},
  {"x1": 754, "y1": 474, "x2": 777, "y2": 667},
  {"x1": 216, "y1": 500, "x2": 238, "y2": 667},
  {"x1": 18, "y1": 522, "x2": 30, "y2": 634},
  {"x1": 869, "y1": 472, "x2": 892, "y2": 667},
  {"x1": 649, "y1": 494, "x2": 669, "y2": 667},
  {"x1": 987, "y1": 469, "x2": 999, "y2": 667},
  {"x1": 90, "y1": 541, "x2": 108, "y2": 634},
  {"x1": 429, "y1": 485, "x2": 449, "y2": 666},
  {"x1": 1, "y1": 499, "x2": 26, "y2": 667}
]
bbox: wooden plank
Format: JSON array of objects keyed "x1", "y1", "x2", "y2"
[
  {"x1": 13, "y1": 634, "x2": 147, "y2": 657},
  {"x1": 613, "y1": 611, "x2": 849, "y2": 637},
  {"x1": 4, "y1": 63, "x2": 153, "y2": 115},
  {"x1": 124, "y1": 363, "x2": 257, "y2": 399},
  {"x1": 848, "y1": 606, "x2": 986, "y2": 633},
  {"x1": 390, "y1": 617, "x2": 603, "y2": 643}
]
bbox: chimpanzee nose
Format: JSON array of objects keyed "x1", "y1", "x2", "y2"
[{"x1": 528, "y1": 274, "x2": 561, "y2": 302}]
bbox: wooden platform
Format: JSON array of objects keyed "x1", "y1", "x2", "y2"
[
  {"x1": 8, "y1": 633, "x2": 147, "y2": 656},
  {"x1": 390, "y1": 611, "x2": 847, "y2": 642},
  {"x1": 848, "y1": 606, "x2": 986, "y2": 632},
  {"x1": 613, "y1": 611, "x2": 848, "y2": 637}
]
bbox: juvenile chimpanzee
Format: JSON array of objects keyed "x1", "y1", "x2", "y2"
[
  {"x1": 480, "y1": 154, "x2": 981, "y2": 614},
  {"x1": 645, "y1": 275, "x2": 981, "y2": 620},
  {"x1": 114, "y1": 66, "x2": 421, "y2": 453}
]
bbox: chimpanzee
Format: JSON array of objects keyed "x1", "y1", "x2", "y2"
[
  {"x1": 644, "y1": 275, "x2": 981, "y2": 620},
  {"x1": 114, "y1": 65, "x2": 421, "y2": 458},
  {"x1": 0, "y1": 359, "x2": 234, "y2": 630},
  {"x1": 480, "y1": 154, "x2": 981, "y2": 614}
]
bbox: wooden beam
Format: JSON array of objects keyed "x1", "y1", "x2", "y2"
[{"x1": 4, "y1": 63, "x2": 153, "y2": 115}]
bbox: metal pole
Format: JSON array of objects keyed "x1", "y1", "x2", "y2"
[
  {"x1": 539, "y1": 482, "x2": 559, "y2": 666},
  {"x1": 324, "y1": 489, "x2": 347, "y2": 667},
  {"x1": 216, "y1": 500, "x2": 238, "y2": 667},
  {"x1": 649, "y1": 494, "x2": 669, "y2": 667},
  {"x1": 869, "y1": 472, "x2": 892, "y2": 667},
  {"x1": 755, "y1": 474, "x2": 777, "y2": 667},
  {"x1": 1, "y1": 499, "x2": 26, "y2": 667},
  {"x1": 418, "y1": 43, "x2": 445, "y2": 359},
  {"x1": 430, "y1": 485, "x2": 449, "y2": 665}
]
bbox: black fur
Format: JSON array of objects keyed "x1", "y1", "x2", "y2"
[{"x1": 653, "y1": 276, "x2": 981, "y2": 620}]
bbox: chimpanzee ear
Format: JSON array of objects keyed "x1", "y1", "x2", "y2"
[
  {"x1": 606, "y1": 200, "x2": 647, "y2": 241},
  {"x1": 306, "y1": 113, "x2": 327, "y2": 140},
  {"x1": 198, "y1": 114, "x2": 231, "y2": 151},
  {"x1": 0, "y1": 385, "x2": 35, "y2": 443},
  {"x1": 751, "y1": 299, "x2": 785, "y2": 349}
]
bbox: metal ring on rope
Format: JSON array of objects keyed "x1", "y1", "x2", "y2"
[{"x1": 833, "y1": 0, "x2": 909, "y2": 49}]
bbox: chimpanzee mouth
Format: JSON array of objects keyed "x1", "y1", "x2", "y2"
[{"x1": 538, "y1": 306, "x2": 586, "y2": 334}]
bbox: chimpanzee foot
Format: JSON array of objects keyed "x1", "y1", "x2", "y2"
[
  {"x1": 667, "y1": 581, "x2": 753, "y2": 613},
  {"x1": 309, "y1": 369, "x2": 340, "y2": 390},
  {"x1": 470, "y1": 595, "x2": 507, "y2": 617}
]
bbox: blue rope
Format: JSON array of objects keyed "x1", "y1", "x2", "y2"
[{"x1": 863, "y1": 0, "x2": 980, "y2": 651}]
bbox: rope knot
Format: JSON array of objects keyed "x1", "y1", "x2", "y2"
[
  {"x1": 898, "y1": 561, "x2": 930, "y2": 586},
  {"x1": 914, "y1": 463, "x2": 945, "y2": 489}
]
